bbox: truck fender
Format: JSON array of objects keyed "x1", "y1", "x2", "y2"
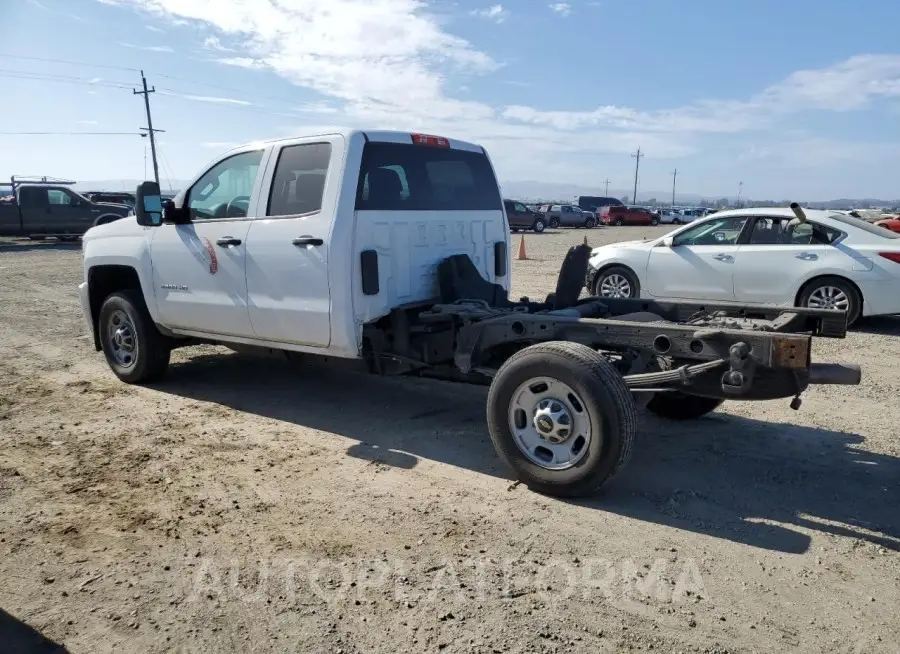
[{"x1": 93, "y1": 213, "x2": 125, "y2": 227}]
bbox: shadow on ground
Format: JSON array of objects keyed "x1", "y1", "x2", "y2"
[
  {"x1": 0, "y1": 608, "x2": 69, "y2": 654},
  {"x1": 0, "y1": 240, "x2": 81, "y2": 253},
  {"x1": 855, "y1": 315, "x2": 900, "y2": 336},
  {"x1": 159, "y1": 351, "x2": 900, "y2": 555}
]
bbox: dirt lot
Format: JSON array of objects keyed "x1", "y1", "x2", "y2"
[{"x1": 1, "y1": 226, "x2": 898, "y2": 654}]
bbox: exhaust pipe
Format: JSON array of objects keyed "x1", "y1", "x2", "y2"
[
  {"x1": 808, "y1": 363, "x2": 861, "y2": 385},
  {"x1": 789, "y1": 202, "x2": 807, "y2": 224}
]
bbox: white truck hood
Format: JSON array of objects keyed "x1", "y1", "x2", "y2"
[{"x1": 82, "y1": 215, "x2": 143, "y2": 242}]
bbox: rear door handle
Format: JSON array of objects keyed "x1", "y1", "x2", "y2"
[
  {"x1": 795, "y1": 252, "x2": 818, "y2": 260},
  {"x1": 292, "y1": 237, "x2": 324, "y2": 247},
  {"x1": 216, "y1": 236, "x2": 242, "y2": 247},
  {"x1": 712, "y1": 253, "x2": 734, "y2": 262}
]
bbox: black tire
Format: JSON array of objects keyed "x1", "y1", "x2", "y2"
[
  {"x1": 58, "y1": 235, "x2": 80, "y2": 242},
  {"x1": 671, "y1": 218, "x2": 681, "y2": 225},
  {"x1": 98, "y1": 289, "x2": 171, "y2": 383},
  {"x1": 614, "y1": 218, "x2": 624, "y2": 226},
  {"x1": 486, "y1": 342, "x2": 637, "y2": 497},
  {"x1": 584, "y1": 217, "x2": 597, "y2": 228},
  {"x1": 549, "y1": 218, "x2": 560, "y2": 229},
  {"x1": 511, "y1": 228, "x2": 519, "y2": 233},
  {"x1": 27, "y1": 235, "x2": 46, "y2": 241},
  {"x1": 797, "y1": 276, "x2": 861, "y2": 326},
  {"x1": 532, "y1": 219, "x2": 546, "y2": 234},
  {"x1": 646, "y1": 392, "x2": 724, "y2": 420},
  {"x1": 592, "y1": 265, "x2": 640, "y2": 298},
  {"x1": 650, "y1": 218, "x2": 659, "y2": 226}
]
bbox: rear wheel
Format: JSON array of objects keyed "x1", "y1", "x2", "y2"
[
  {"x1": 584, "y1": 217, "x2": 597, "y2": 228},
  {"x1": 650, "y1": 217, "x2": 660, "y2": 226},
  {"x1": 549, "y1": 218, "x2": 560, "y2": 229},
  {"x1": 798, "y1": 276, "x2": 861, "y2": 326},
  {"x1": 487, "y1": 342, "x2": 637, "y2": 497},
  {"x1": 532, "y1": 219, "x2": 546, "y2": 233},
  {"x1": 614, "y1": 218, "x2": 624, "y2": 226},
  {"x1": 646, "y1": 392, "x2": 724, "y2": 420},
  {"x1": 671, "y1": 218, "x2": 681, "y2": 225},
  {"x1": 98, "y1": 290, "x2": 170, "y2": 383}
]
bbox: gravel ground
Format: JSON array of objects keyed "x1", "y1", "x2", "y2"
[{"x1": 1, "y1": 226, "x2": 898, "y2": 654}]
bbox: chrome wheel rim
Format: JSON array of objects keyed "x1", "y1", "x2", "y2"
[
  {"x1": 107, "y1": 310, "x2": 137, "y2": 368},
  {"x1": 508, "y1": 377, "x2": 593, "y2": 470},
  {"x1": 534, "y1": 220, "x2": 545, "y2": 231},
  {"x1": 599, "y1": 273, "x2": 632, "y2": 298},
  {"x1": 807, "y1": 286, "x2": 850, "y2": 312}
]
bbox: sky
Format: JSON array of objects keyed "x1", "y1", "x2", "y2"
[{"x1": 3, "y1": 0, "x2": 900, "y2": 201}]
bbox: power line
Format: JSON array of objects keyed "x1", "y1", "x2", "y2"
[
  {"x1": 0, "y1": 131, "x2": 141, "y2": 135},
  {"x1": 0, "y1": 70, "x2": 134, "y2": 89},
  {"x1": 0, "y1": 52, "x2": 139, "y2": 72}
]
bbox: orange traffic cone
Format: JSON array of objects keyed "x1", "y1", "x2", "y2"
[{"x1": 517, "y1": 234, "x2": 527, "y2": 260}]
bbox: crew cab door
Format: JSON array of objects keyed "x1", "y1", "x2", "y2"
[
  {"x1": 149, "y1": 149, "x2": 264, "y2": 337},
  {"x1": 44, "y1": 188, "x2": 92, "y2": 232},
  {"x1": 645, "y1": 215, "x2": 750, "y2": 301},
  {"x1": 244, "y1": 139, "x2": 338, "y2": 347}
]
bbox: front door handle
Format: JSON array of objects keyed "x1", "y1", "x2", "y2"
[
  {"x1": 795, "y1": 252, "x2": 818, "y2": 260},
  {"x1": 712, "y1": 253, "x2": 734, "y2": 262},
  {"x1": 216, "y1": 236, "x2": 242, "y2": 247},
  {"x1": 292, "y1": 237, "x2": 324, "y2": 247}
]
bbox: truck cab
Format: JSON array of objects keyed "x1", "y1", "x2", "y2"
[
  {"x1": 0, "y1": 177, "x2": 130, "y2": 238},
  {"x1": 80, "y1": 130, "x2": 509, "y2": 360}
]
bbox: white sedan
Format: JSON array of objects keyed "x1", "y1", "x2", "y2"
[{"x1": 585, "y1": 207, "x2": 900, "y2": 325}]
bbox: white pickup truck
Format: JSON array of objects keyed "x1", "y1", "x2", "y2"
[{"x1": 79, "y1": 130, "x2": 861, "y2": 497}]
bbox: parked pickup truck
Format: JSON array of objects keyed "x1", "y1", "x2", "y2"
[
  {"x1": 78, "y1": 130, "x2": 862, "y2": 497},
  {"x1": 0, "y1": 176, "x2": 131, "y2": 239}
]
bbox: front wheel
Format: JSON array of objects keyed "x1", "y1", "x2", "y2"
[
  {"x1": 549, "y1": 218, "x2": 560, "y2": 229},
  {"x1": 532, "y1": 219, "x2": 546, "y2": 233},
  {"x1": 798, "y1": 276, "x2": 861, "y2": 326},
  {"x1": 671, "y1": 218, "x2": 681, "y2": 225},
  {"x1": 584, "y1": 217, "x2": 597, "y2": 228},
  {"x1": 593, "y1": 265, "x2": 639, "y2": 299},
  {"x1": 98, "y1": 290, "x2": 171, "y2": 383},
  {"x1": 487, "y1": 342, "x2": 637, "y2": 497},
  {"x1": 650, "y1": 218, "x2": 659, "y2": 226},
  {"x1": 646, "y1": 392, "x2": 724, "y2": 420}
]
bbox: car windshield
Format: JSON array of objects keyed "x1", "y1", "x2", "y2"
[{"x1": 829, "y1": 212, "x2": 900, "y2": 239}]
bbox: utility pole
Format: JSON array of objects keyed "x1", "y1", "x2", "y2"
[
  {"x1": 671, "y1": 169, "x2": 677, "y2": 208},
  {"x1": 631, "y1": 148, "x2": 643, "y2": 205},
  {"x1": 603, "y1": 178, "x2": 610, "y2": 197},
  {"x1": 737, "y1": 181, "x2": 744, "y2": 208},
  {"x1": 134, "y1": 70, "x2": 161, "y2": 186}
]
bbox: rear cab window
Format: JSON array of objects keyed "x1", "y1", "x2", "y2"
[
  {"x1": 267, "y1": 142, "x2": 332, "y2": 217},
  {"x1": 355, "y1": 142, "x2": 501, "y2": 211}
]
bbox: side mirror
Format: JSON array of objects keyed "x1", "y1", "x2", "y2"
[
  {"x1": 135, "y1": 181, "x2": 163, "y2": 227},
  {"x1": 662, "y1": 236, "x2": 675, "y2": 248}
]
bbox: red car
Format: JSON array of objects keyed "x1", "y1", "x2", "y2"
[
  {"x1": 875, "y1": 217, "x2": 900, "y2": 234},
  {"x1": 600, "y1": 205, "x2": 660, "y2": 226}
]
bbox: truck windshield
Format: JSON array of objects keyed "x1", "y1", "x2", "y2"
[{"x1": 356, "y1": 143, "x2": 502, "y2": 211}]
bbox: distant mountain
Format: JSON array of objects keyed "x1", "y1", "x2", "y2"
[{"x1": 75, "y1": 179, "x2": 188, "y2": 194}]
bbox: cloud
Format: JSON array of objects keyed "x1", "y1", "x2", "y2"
[
  {"x1": 470, "y1": 4, "x2": 508, "y2": 23},
  {"x1": 182, "y1": 95, "x2": 253, "y2": 106},
  {"x1": 145, "y1": 25, "x2": 164, "y2": 32},
  {"x1": 118, "y1": 41, "x2": 174, "y2": 53},
  {"x1": 97, "y1": 0, "x2": 900, "y2": 186},
  {"x1": 203, "y1": 35, "x2": 233, "y2": 51}
]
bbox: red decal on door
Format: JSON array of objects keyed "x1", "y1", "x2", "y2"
[{"x1": 203, "y1": 237, "x2": 218, "y2": 275}]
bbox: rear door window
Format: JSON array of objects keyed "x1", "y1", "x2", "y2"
[
  {"x1": 356, "y1": 142, "x2": 501, "y2": 211},
  {"x1": 267, "y1": 142, "x2": 332, "y2": 217}
]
